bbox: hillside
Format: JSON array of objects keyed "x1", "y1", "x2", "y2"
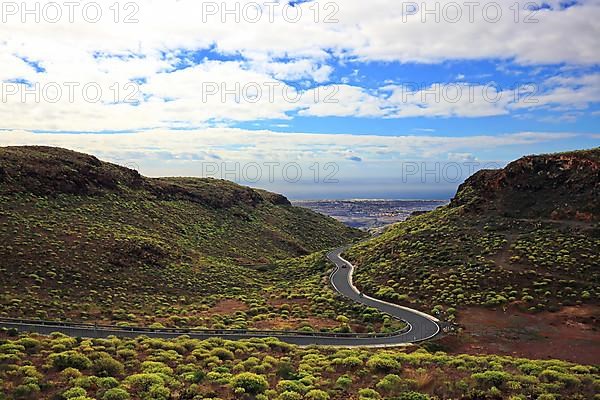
[
  {"x1": 451, "y1": 148, "x2": 600, "y2": 221},
  {"x1": 345, "y1": 148, "x2": 599, "y2": 327},
  {"x1": 0, "y1": 146, "x2": 371, "y2": 330}
]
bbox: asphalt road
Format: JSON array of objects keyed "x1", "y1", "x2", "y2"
[
  {"x1": 326, "y1": 247, "x2": 440, "y2": 343},
  {"x1": 0, "y1": 246, "x2": 440, "y2": 346}
]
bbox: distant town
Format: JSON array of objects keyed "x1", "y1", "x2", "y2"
[{"x1": 294, "y1": 199, "x2": 448, "y2": 230}]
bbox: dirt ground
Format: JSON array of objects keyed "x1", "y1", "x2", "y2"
[
  {"x1": 204, "y1": 299, "x2": 249, "y2": 315},
  {"x1": 441, "y1": 305, "x2": 600, "y2": 365}
]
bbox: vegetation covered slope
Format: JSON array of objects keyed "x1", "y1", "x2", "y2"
[
  {"x1": 1, "y1": 331, "x2": 598, "y2": 400},
  {"x1": 0, "y1": 146, "x2": 368, "y2": 329},
  {"x1": 345, "y1": 148, "x2": 599, "y2": 322}
]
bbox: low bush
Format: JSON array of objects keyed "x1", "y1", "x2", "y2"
[
  {"x1": 389, "y1": 393, "x2": 431, "y2": 400},
  {"x1": 12, "y1": 383, "x2": 41, "y2": 399},
  {"x1": 305, "y1": 389, "x2": 330, "y2": 400},
  {"x1": 366, "y1": 355, "x2": 401, "y2": 372},
  {"x1": 358, "y1": 388, "x2": 381, "y2": 399},
  {"x1": 123, "y1": 373, "x2": 164, "y2": 393},
  {"x1": 278, "y1": 391, "x2": 302, "y2": 400},
  {"x1": 471, "y1": 370, "x2": 510, "y2": 387},
  {"x1": 50, "y1": 351, "x2": 92, "y2": 371},
  {"x1": 1, "y1": 333, "x2": 598, "y2": 399},
  {"x1": 230, "y1": 372, "x2": 269, "y2": 395},
  {"x1": 92, "y1": 355, "x2": 125, "y2": 377},
  {"x1": 376, "y1": 374, "x2": 403, "y2": 392},
  {"x1": 63, "y1": 387, "x2": 87, "y2": 399},
  {"x1": 102, "y1": 389, "x2": 130, "y2": 400}
]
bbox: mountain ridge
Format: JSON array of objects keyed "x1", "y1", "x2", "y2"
[
  {"x1": 0, "y1": 145, "x2": 291, "y2": 209},
  {"x1": 450, "y1": 147, "x2": 600, "y2": 221}
]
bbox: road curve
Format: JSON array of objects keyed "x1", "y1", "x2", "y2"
[
  {"x1": 327, "y1": 247, "x2": 440, "y2": 343},
  {"x1": 0, "y1": 246, "x2": 440, "y2": 346}
]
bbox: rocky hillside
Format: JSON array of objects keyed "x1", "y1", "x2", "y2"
[{"x1": 450, "y1": 148, "x2": 600, "y2": 221}]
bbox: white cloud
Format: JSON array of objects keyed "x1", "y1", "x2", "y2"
[
  {"x1": 0, "y1": 1, "x2": 599, "y2": 132},
  {"x1": 1, "y1": 1, "x2": 598, "y2": 75},
  {"x1": 412, "y1": 128, "x2": 436, "y2": 132},
  {"x1": 384, "y1": 83, "x2": 513, "y2": 118},
  {"x1": 447, "y1": 152, "x2": 478, "y2": 162},
  {"x1": 301, "y1": 74, "x2": 600, "y2": 120},
  {"x1": 0, "y1": 128, "x2": 580, "y2": 165},
  {"x1": 250, "y1": 59, "x2": 333, "y2": 83},
  {"x1": 298, "y1": 85, "x2": 389, "y2": 118},
  {"x1": 1, "y1": 128, "x2": 587, "y2": 198},
  {"x1": 1, "y1": 71, "x2": 598, "y2": 131},
  {"x1": 513, "y1": 73, "x2": 600, "y2": 111}
]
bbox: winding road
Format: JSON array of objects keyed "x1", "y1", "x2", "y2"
[
  {"x1": 0, "y1": 246, "x2": 441, "y2": 347},
  {"x1": 327, "y1": 247, "x2": 440, "y2": 344}
]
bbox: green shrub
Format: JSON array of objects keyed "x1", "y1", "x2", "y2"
[
  {"x1": 230, "y1": 372, "x2": 269, "y2": 395},
  {"x1": 61, "y1": 368, "x2": 83, "y2": 380},
  {"x1": 93, "y1": 355, "x2": 125, "y2": 377},
  {"x1": 276, "y1": 361, "x2": 297, "y2": 379},
  {"x1": 71, "y1": 376, "x2": 94, "y2": 389},
  {"x1": 341, "y1": 356, "x2": 363, "y2": 368},
  {"x1": 97, "y1": 377, "x2": 119, "y2": 389},
  {"x1": 471, "y1": 370, "x2": 510, "y2": 387},
  {"x1": 186, "y1": 370, "x2": 206, "y2": 383},
  {"x1": 1, "y1": 330, "x2": 599, "y2": 400},
  {"x1": 63, "y1": 387, "x2": 87, "y2": 399},
  {"x1": 50, "y1": 351, "x2": 92, "y2": 371},
  {"x1": 335, "y1": 375, "x2": 352, "y2": 390},
  {"x1": 140, "y1": 361, "x2": 173, "y2": 375},
  {"x1": 366, "y1": 355, "x2": 400, "y2": 372},
  {"x1": 518, "y1": 362, "x2": 543, "y2": 375},
  {"x1": 12, "y1": 383, "x2": 41, "y2": 399},
  {"x1": 124, "y1": 373, "x2": 164, "y2": 392},
  {"x1": 144, "y1": 384, "x2": 170, "y2": 400},
  {"x1": 276, "y1": 380, "x2": 306, "y2": 394},
  {"x1": 278, "y1": 391, "x2": 302, "y2": 400},
  {"x1": 376, "y1": 374, "x2": 403, "y2": 392},
  {"x1": 537, "y1": 395, "x2": 557, "y2": 400},
  {"x1": 539, "y1": 369, "x2": 581, "y2": 387},
  {"x1": 116, "y1": 349, "x2": 137, "y2": 360},
  {"x1": 210, "y1": 347, "x2": 235, "y2": 361},
  {"x1": 16, "y1": 338, "x2": 41, "y2": 353},
  {"x1": 102, "y1": 389, "x2": 130, "y2": 400},
  {"x1": 389, "y1": 393, "x2": 431, "y2": 400},
  {"x1": 18, "y1": 365, "x2": 42, "y2": 379},
  {"x1": 358, "y1": 388, "x2": 381, "y2": 399},
  {"x1": 305, "y1": 389, "x2": 330, "y2": 400}
]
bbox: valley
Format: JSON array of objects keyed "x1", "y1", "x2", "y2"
[{"x1": 0, "y1": 146, "x2": 598, "y2": 400}]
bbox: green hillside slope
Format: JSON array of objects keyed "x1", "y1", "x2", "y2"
[
  {"x1": 0, "y1": 146, "x2": 369, "y2": 329},
  {"x1": 345, "y1": 148, "x2": 599, "y2": 322}
]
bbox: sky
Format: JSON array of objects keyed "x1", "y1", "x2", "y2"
[{"x1": 0, "y1": 0, "x2": 599, "y2": 199}]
